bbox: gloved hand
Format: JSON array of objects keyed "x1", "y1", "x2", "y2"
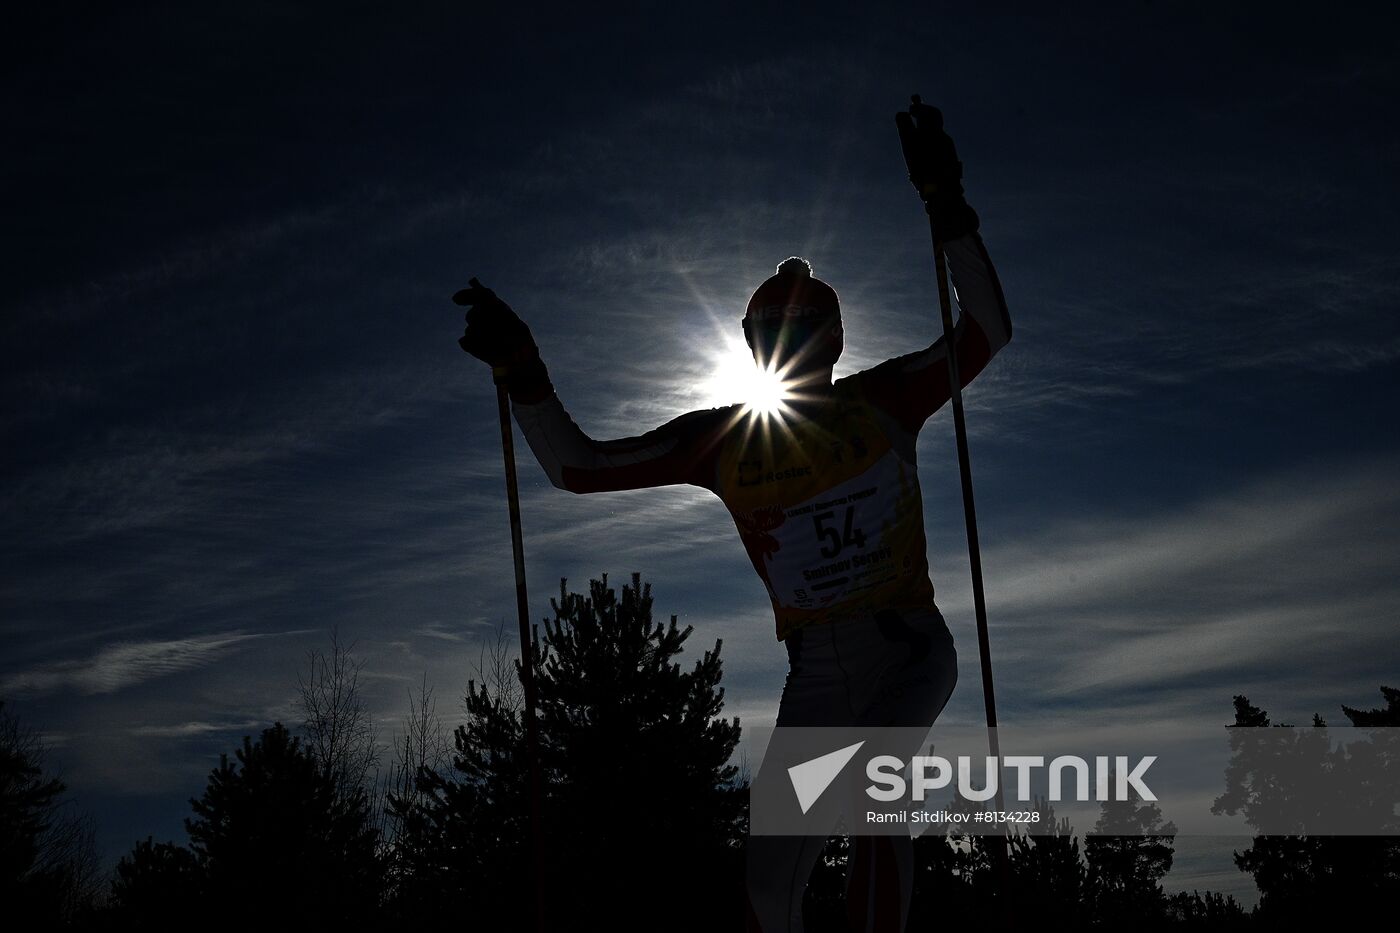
[
  {"x1": 453, "y1": 278, "x2": 554, "y2": 402},
  {"x1": 895, "y1": 96, "x2": 980, "y2": 241}
]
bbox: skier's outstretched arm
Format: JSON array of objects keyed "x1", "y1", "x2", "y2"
[
  {"x1": 510, "y1": 393, "x2": 732, "y2": 494},
  {"x1": 454, "y1": 280, "x2": 731, "y2": 494}
]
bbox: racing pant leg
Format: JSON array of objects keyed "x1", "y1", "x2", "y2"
[
  {"x1": 746, "y1": 608, "x2": 957, "y2": 933},
  {"x1": 841, "y1": 607, "x2": 958, "y2": 933},
  {"x1": 746, "y1": 621, "x2": 852, "y2": 933}
]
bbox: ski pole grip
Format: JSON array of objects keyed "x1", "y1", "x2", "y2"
[{"x1": 895, "y1": 103, "x2": 940, "y2": 204}]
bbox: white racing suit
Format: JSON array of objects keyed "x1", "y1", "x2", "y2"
[{"x1": 509, "y1": 231, "x2": 1012, "y2": 931}]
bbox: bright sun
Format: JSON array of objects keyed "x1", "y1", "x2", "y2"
[{"x1": 699, "y1": 335, "x2": 791, "y2": 417}]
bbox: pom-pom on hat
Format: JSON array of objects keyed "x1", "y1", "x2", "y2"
[{"x1": 745, "y1": 256, "x2": 841, "y2": 324}]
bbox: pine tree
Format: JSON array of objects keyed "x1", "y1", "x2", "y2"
[
  {"x1": 1340, "y1": 684, "x2": 1400, "y2": 726},
  {"x1": 390, "y1": 573, "x2": 747, "y2": 929},
  {"x1": 1006, "y1": 797, "x2": 1087, "y2": 924},
  {"x1": 111, "y1": 722, "x2": 383, "y2": 928},
  {"x1": 906, "y1": 795, "x2": 1006, "y2": 927},
  {"x1": 1219, "y1": 688, "x2": 1400, "y2": 923},
  {"x1": 187, "y1": 722, "x2": 382, "y2": 921},
  {"x1": 109, "y1": 837, "x2": 204, "y2": 925},
  {"x1": 0, "y1": 700, "x2": 99, "y2": 925},
  {"x1": 1084, "y1": 773, "x2": 1176, "y2": 926},
  {"x1": 1163, "y1": 888, "x2": 1248, "y2": 927}
]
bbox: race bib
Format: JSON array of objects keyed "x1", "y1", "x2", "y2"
[{"x1": 751, "y1": 450, "x2": 920, "y2": 611}]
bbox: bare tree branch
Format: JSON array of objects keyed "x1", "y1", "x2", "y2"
[
  {"x1": 463, "y1": 617, "x2": 523, "y2": 718},
  {"x1": 295, "y1": 627, "x2": 383, "y2": 796},
  {"x1": 386, "y1": 674, "x2": 450, "y2": 840}
]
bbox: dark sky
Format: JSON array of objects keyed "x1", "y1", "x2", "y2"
[{"x1": 4, "y1": 0, "x2": 1398, "y2": 904}]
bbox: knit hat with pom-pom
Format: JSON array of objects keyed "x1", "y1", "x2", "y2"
[{"x1": 744, "y1": 257, "x2": 840, "y2": 325}]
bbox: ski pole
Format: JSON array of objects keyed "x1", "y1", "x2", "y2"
[
  {"x1": 490, "y1": 346, "x2": 547, "y2": 933},
  {"x1": 457, "y1": 275, "x2": 547, "y2": 927},
  {"x1": 896, "y1": 95, "x2": 1012, "y2": 890},
  {"x1": 927, "y1": 237, "x2": 1006, "y2": 770}
]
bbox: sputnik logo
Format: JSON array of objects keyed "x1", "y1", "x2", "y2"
[{"x1": 787, "y1": 741, "x2": 865, "y2": 814}]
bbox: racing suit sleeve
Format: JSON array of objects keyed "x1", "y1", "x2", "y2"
[
  {"x1": 855, "y1": 230, "x2": 1012, "y2": 434},
  {"x1": 509, "y1": 392, "x2": 736, "y2": 494}
]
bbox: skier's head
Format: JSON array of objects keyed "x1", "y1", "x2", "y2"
[{"x1": 742, "y1": 257, "x2": 843, "y2": 379}]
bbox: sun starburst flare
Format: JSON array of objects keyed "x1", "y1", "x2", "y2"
[{"x1": 699, "y1": 335, "x2": 795, "y2": 419}]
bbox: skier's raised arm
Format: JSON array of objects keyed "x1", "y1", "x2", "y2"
[
  {"x1": 855, "y1": 100, "x2": 1012, "y2": 434},
  {"x1": 853, "y1": 231, "x2": 1011, "y2": 434},
  {"x1": 454, "y1": 281, "x2": 732, "y2": 494}
]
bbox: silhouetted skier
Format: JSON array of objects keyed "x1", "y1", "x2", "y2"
[{"x1": 456, "y1": 111, "x2": 1010, "y2": 932}]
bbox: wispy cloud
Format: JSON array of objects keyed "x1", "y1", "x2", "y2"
[
  {"x1": 128, "y1": 719, "x2": 265, "y2": 738},
  {"x1": 0, "y1": 630, "x2": 309, "y2": 696},
  {"x1": 924, "y1": 454, "x2": 1400, "y2": 721}
]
